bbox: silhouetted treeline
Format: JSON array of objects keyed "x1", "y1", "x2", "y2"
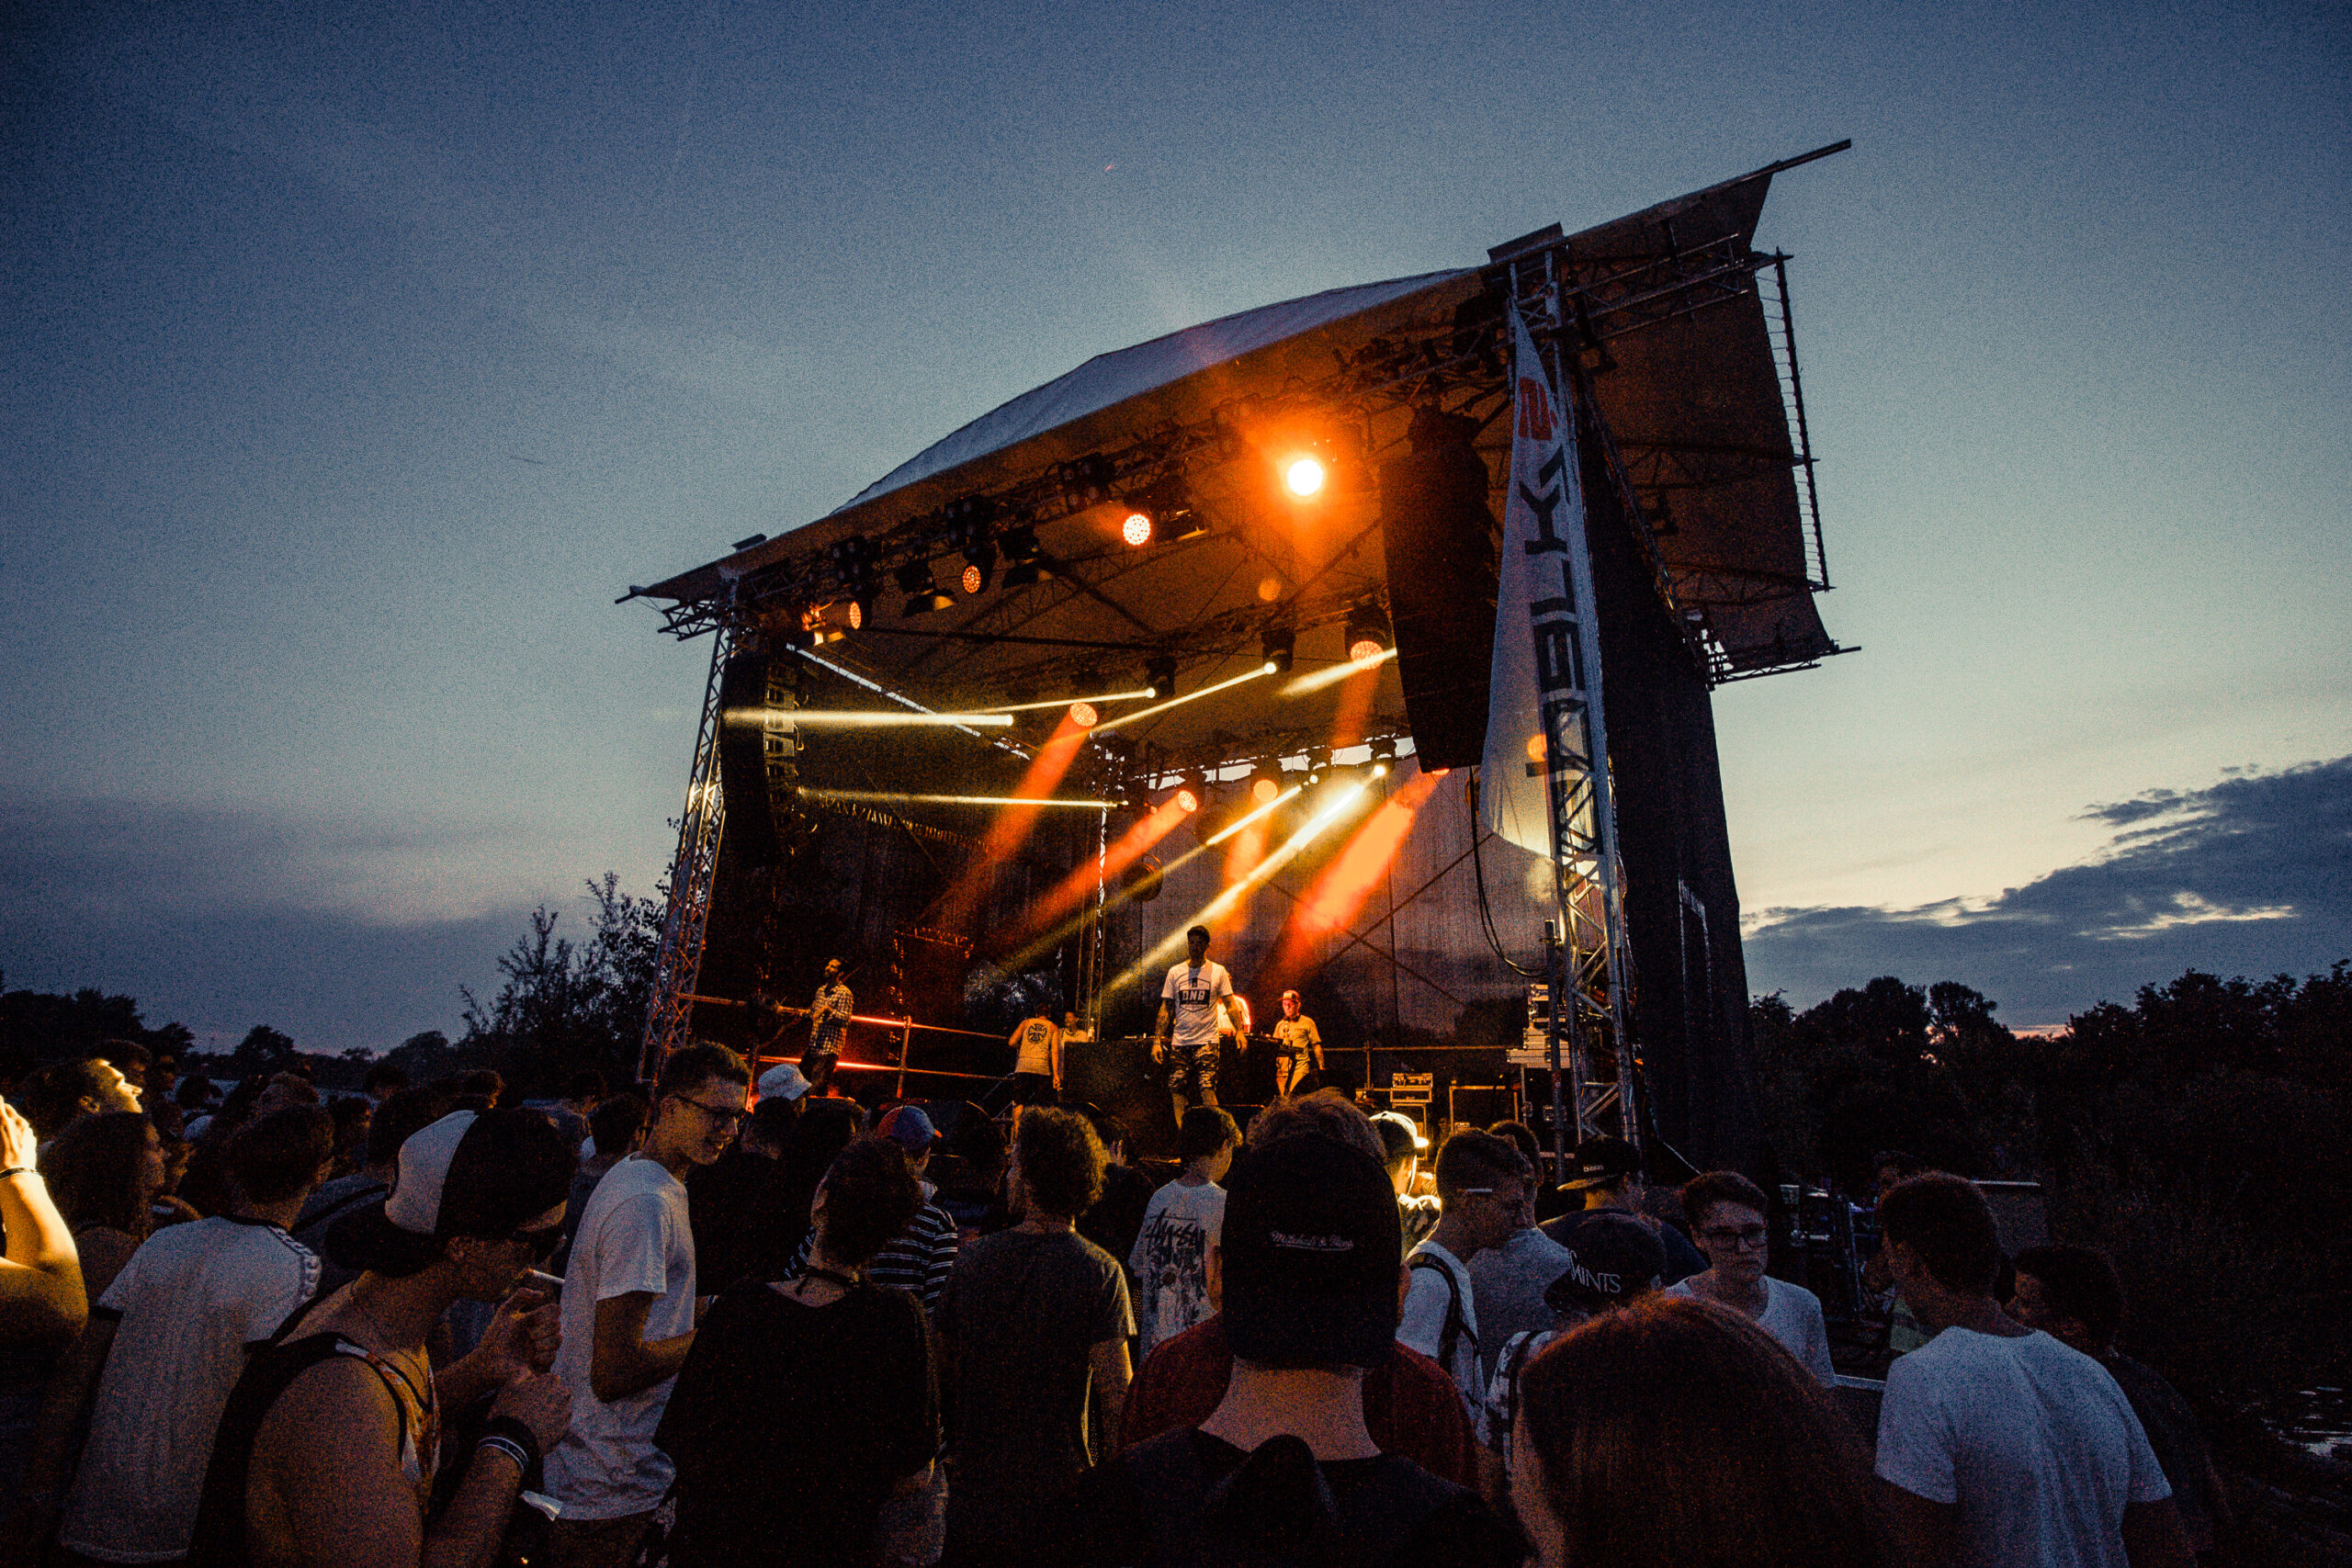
[{"x1": 1756, "y1": 961, "x2": 2352, "y2": 1408}]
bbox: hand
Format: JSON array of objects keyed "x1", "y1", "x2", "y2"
[
  {"x1": 1150, "y1": 1040, "x2": 1165, "y2": 1065},
  {"x1": 490, "y1": 1368, "x2": 573, "y2": 1455},
  {"x1": 0, "y1": 1099, "x2": 36, "y2": 1171},
  {"x1": 477, "y1": 1282, "x2": 561, "y2": 1380}
]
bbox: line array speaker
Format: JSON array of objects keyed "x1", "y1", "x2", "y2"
[
  {"x1": 1379, "y1": 406, "x2": 1500, "y2": 770},
  {"x1": 717, "y1": 653, "x2": 806, "y2": 866}
]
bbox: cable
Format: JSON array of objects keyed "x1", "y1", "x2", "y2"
[{"x1": 1464, "y1": 769, "x2": 1542, "y2": 978}]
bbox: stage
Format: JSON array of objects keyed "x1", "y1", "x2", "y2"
[{"x1": 624, "y1": 147, "x2": 1855, "y2": 1176}]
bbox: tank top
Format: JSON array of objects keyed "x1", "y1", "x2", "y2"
[{"x1": 185, "y1": 1322, "x2": 439, "y2": 1566}]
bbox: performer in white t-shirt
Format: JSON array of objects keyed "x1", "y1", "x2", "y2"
[{"x1": 1154, "y1": 925, "x2": 1238, "y2": 1127}]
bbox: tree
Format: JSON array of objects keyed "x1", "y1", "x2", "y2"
[
  {"x1": 229, "y1": 1024, "x2": 299, "y2": 1074},
  {"x1": 458, "y1": 874, "x2": 664, "y2": 1090}
]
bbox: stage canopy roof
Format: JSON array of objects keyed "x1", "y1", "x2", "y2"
[{"x1": 634, "y1": 147, "x2": 1848, "y2": 777}]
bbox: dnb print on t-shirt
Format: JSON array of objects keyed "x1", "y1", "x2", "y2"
[
  {"x1": 547, "y1": 1156, "x2": 698, "y2": 1521},
  {"x1": 1161, "y1": 961, "x2": 1234, "y2": 1046}
]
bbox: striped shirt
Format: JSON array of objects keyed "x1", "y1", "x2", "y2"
[{"x1": 786, "y1": 1196, "x2": 960, "y2": 1313}]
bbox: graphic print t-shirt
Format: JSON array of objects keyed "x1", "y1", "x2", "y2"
[
  {"x1": 1013, "y1": 1018, "x2": 1062, "y2": 1076},
  {"x1": 1127, "y1": 1179, "x2": 1227, "y2": 1357},
  {"x1": 1160, "y1": 961, "x2": 1235, "y2": 1048},
  {"x1": 1272, "y1": 1016, "x2": 1321, "y2": 1055}
]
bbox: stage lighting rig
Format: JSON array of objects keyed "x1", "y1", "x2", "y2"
[
  {"x1": 1259, "y1": 624, "x2": 1295, "y2": 673},
  {"x1": 830, "y1": 535, "x2": 880, "y2": 631},
  {"x1": 1344, "y1": 601, "x2": 1391, "y2": 668},
  {"x1": 1172, "y1": 771, "x2": 1208, "y2": 814},
  {"x1": 895, "y1": 561, "x2": 956, "y2": 616},
  {"x1": 1120, "y1": 479, "x2": 1204, "y2": 549},
  {"x1": 944, "y1": 496, "x2": 1000, "y2": 593},
  {"x1": 1305, "y1": 749, "x2": 1334, "y2": 786},
  {"x1": 1247, "y1": 762, "x2": 1284, "y2": 806},
  {"x1": 1369, "y1": 739, "x2": 1397, "y2": 778},
  {"x1": 1000, "y1": 524, "x2": 1052, "y2": 588},
  {"x1": 1145, "y1": 656, "x2": 1177, "y2": 701},
  {"x1": 799, "y1": 602, "x2": 851, "y2": 647},
  {"x1": 1068, "y1": 701, "x2": 1098, "y2": 728}
]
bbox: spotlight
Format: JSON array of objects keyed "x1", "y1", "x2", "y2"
[
  {"x1": 1145, "y1": 656, "x2": 1177, "y2": 701},
  {"x1": 1305, "y1": 750, "x2": 1332, "y2": 786},
  {"x1": 1283, "y1": 456, "x2": 1327, "y2": 497},
  {"x1": 1248, "y1": 763, "x2": 1283, "y2": 806},
  {"x1": 1345, "y1": 601, "x2": 1390, "y2": 668},
  {"x1": 1122, "y1": 511, "x2": 1154, "y2": 547},
  {"x1": 1069, "y1": 701, "x2": 1098, "y2": 728},
  {"x1": 1259, "y1": 624, "x2": 1295, "y2": 674},
  {"x1": 1370, "y1": 739, "x2": 1397, "y2": 778},
  {"x1": 847, "y1": 593, "x2": 875, "y2": 632},
  {"x1": 947, "y1": 496, "x2": 1000, "y2": 592},
  {"x1": 1000, "y1": 525, "x2": 1052, "y2": 587},
  {"x1": 1170, "y1": 773, "x2": 1204, "y2": 814},
  {"x1": 895, "y1": 561, "x2": 956, "y2": 616},
  {"x1": 801, "y1": 603, "x2": 850, "y2": 647}
]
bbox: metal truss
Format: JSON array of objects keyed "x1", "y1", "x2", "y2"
[
  {"x1": 638, "y1": 632, "x2": 731, "y2": 1083},
  {"x1": 1506, "y1": 245, "x2": 1645, "y2": 1156}
]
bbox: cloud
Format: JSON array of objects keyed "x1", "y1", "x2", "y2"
[
  {"x1": 0, "y1": 796, "x2": 567, "y2": 1054},
  {"x1": 1743, "y1": 757, "x2": 2352, "y2": 1026}
]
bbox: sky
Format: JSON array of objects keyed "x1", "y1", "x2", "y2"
[{"x1": 3, "y1": 0, "x2": 2346, "y2": 1051}]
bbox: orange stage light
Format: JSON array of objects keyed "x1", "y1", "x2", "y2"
[
  {"x1": 931, "y1": 712, "x2": 1091, "y2": 931},
  {"x1": 1283, "y1": 457, "x2": 1326, "y2": 497},
  {"x1": 1122, "y1": 512, "x2": 1153, "y2": 547},
  {"x1": 1069, "y1": 701, "x2": 1098, "y2": 728},
  {"x1": 1261, "y1": 770, "x2": 1442, "y2": 988}
]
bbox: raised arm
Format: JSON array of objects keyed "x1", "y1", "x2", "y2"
[{"x1": 0, "y1": 1102, "x2": 84, "y2": 1342}]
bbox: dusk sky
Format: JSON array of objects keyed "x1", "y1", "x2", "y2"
[{"x1": 4, "y1": 2, "x2": 2346, "y2": 1052}]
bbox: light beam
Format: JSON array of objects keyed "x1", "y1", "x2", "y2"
[{"x1": 1278, "y1": 645, "x2": 1395, "y2": 697}]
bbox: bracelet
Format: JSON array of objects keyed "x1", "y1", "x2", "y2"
[
  {"x1": 0, "y1": 1168, "x2": 33, "y2": 1181},
  {"x1": 478, "y1": 1414, "x2": 541, "y2": 1473},
  {"x1": 477, "y1": 1434, "x2": 530, "y2": 1473}
]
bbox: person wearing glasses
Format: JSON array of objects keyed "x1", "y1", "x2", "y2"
[
  {"x1": 1399, "y1": 1129, "x2": 1534, "y2": 1409},
  {"x1": 1667, "y1": 1169, "x2": 1835, "y2": 1384},
  {"x1": 545, "y1": 1043, "x2": 752, "y2": 1568}
]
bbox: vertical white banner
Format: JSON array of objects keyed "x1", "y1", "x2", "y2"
[{"x1": 1481, "y1": 308, "x2": 1599, "y2": 862}]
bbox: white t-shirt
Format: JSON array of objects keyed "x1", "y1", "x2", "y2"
[
  {"x1": 1876, "y1": 1326, "x2": 2170, "y2": 1568},
  {"x1": 546, "y1": 1156, "x2": 698, "y2": 1519},
  {"x1": 1667, "y1": 1275, "x2": 1837, "y2": 1384},
  {"x1": 61, "y1": 1216, "x2": 320, "y2": 1561},
  {"x1": 1127, "y1": 1178, "x2": 1227, "y2": 1357},
  {"x1": 1160, "y1": 960, "x2": 1235, "y2": 1047},
  {"x1": 1399, "y1": 1238, "x2": 1481, "y2": 1408}
]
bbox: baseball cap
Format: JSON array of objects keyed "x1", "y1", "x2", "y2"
[
  {"x1": 327, "y1": 1110, "x2": 573, "y2": 1277},
  {"x1": 1543, "y1": 1211, "x2": 1667, "y2": 1314},
  {"x1": 1559, "y1": 1134, "x2": 1641, "y2": 1190},
  {"x1": 1370, "y1": 1111, "x2": 1428, "y2": 1161},
  {"x1": 875, "y1": 1104, "x2": 938, "y2": 1152},
  {"x1": 1219, "y1": 1134, "x2": 1401, "y2": 1369},
  {"x1": 756, "y1": 1062, "x2": 810, "y2": 1101}
]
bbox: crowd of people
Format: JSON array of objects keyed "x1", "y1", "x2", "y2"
[{"x1": 0, "y1": 1037, "x2": 2227, "y2": 1567}]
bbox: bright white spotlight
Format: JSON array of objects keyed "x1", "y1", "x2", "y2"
[
  {"x1": 1122, "y1": 512, "x2": 1154, "y2": 547},
  {"x1": 1283, "y1": 457, "x2": 1326, "y2": 497},
  {"x1": 1279, "y1": 645, "x2": 1396, "y2": 696}
]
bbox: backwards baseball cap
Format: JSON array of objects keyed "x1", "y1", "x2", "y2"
[
  {"x1": 1543, "y1": 1211, "x2": 1667, "y2": 1314},
  {"x1": 875, "y1": 1104, "x2": 938, "y2": 1152},
  {"x1": 1370, "y1": 1111, "x2": 1428, "y2": 1161},
  {"x1": 1220, "y1": 1134, "x2": 1401, "y2": 1369},
  {"x1": 327, "y1": 1110, "x2": 573, "y2": 1278},
  {"x1": 1559, "y1": 1134, "x2": 1641, "y2": 1190},
  {"x1": 756, "y1": 1062, "x2": 810, "y2": 1101}
]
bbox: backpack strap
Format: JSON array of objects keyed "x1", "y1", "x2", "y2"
[{"x1": 1408, "y1": 1253, "x2": 1476, "y2": 1373}]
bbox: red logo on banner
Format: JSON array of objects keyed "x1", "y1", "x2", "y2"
[{"x1": 1518, "y1": 378, "x2": 1553, "y2": 441}]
